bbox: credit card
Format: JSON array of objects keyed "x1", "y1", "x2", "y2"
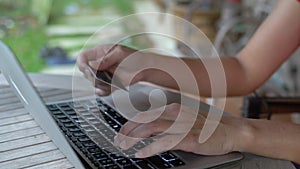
[{"x1": 87, "y1": 66, "x2": 128, "y2": 92}]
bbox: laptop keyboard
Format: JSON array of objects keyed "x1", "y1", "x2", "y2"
[{"x1": 47, "y1": 98, "x2": 185, "y2": 169}]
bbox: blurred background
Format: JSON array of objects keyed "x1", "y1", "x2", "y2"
[
  {"x1": 0, "y1": 0, "x2": 276, "y2": 73},
  {"x1": 0, "y1": 0, "x2": 137, "y2": 73},
  {"x1": 1, "y1": 0, "x2": 300, "y2": 122}
]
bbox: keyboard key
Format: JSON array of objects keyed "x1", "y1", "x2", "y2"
[
  {"x1": 61, "y1": 127, "x2": 67, "y2": 132},
  {"x1": 108, "y1": 111, "x2": 127, "y2": 125},
  {"x1": 106, "y1": 133, "x2": 116, "y2": 141},
  {"x1": 75, "y1": 108, "x2": 87, "y2": 113},
  {"x1": 108, "y1": 111, "x2": 121, "y2": 119},
  {"x1": 99, "y1": 105, "x2": 109, "y2": 113},
  {"x1": 83, "y1": 114, "x2": 96, "y2": 119},
  {"x1": 78, "y1": 137, "x2": 91, "y2": 142},
  {"x1": 56, "y1": 114, "x2": 68, "y2": 119},
  {"x1": 109, "y1": 152, "x2": 123, "y2": 160},
  {"x1": 66, "y1": 132, "x2": 72, "y2": 138},
  {"x1": 103, "y1": 147, "x2": 120, "y2": 155},
  {"x1": 88, "y1": 147, "x2": 101, "y2": 153},
  {"x1": 98, "y1": 158, "x2": 115, "y2": 166},
  {"x1": 160, "y1": 152, "x2": 177, "y2": 161},
  {"x1": 97, "y1": 140, "x2": 110, "y2": 148},
  {"x1": 106, "y1": 119, "x2": 116, "y2": 126},
  {"x1": 61, "y1": 107, "x2": 73, "y2": 111},
  {"x1": 136, "y1": 160, "x2": 157, "y2": 169},
  {"x1": 169, "y1": 159, "x2": 185, "y2": 167},
  {"x1": 102, "y1": 128, "x2": 112, "y2": 135},
  {"x1": 147, "y1": 155, "x2": 172, "y2": 168},
  {"x1": 122, "y1": 164, "x2": 139, "y2": 169},
  {"x1": 97, "y1": 98, "x2": 105, "y2": 103},
  {"x1": 69, "y1": 127, "x2": 81, "y2": 132},
  {"x1": 60, "y1": 118, "x2": 71, "y2": 123},
  {"x1": 63, "y1": 122, "x2": 76, "y2": 128},
  {"x1": 94, "y1": 123, "x2": 107, "y2": 130},
  {"x1": 111, "y1": 124, "x2": 121, "y2": 132},
  {"x1": 78, "y1": 122, "x2": 89, "y2": 127},
  {"x1": 142, "y1": 138, "x2": 154, "y2": 145},
  {"x1": 47, "y1": 104, "x2": 58, "y2": 111},
  {"x1": 93, "y1": 152, "x2": 108, "y2": 160},
  {"x1": 131, "y1": 158, "x2": 143, "y2": 162},
  {"x1": 116, "y1": 158, "x2": 133, "y2": 166},
  {"x1": 133, "y1": 142, "x2": 146, "y2": 150},
  {"x1": 73, "y1": 132, "x2": 85, "y2": 137},
  {"x1": 86, "y1": 153, "x2": 94, "y2": 161},
  {"x1": 89, "y1": 119, "x2": 101, "y2": 124},
  {"x1": 70, "y1": 115, "x2": 80, "y2": 119},
  {"x1": 57, "y1": 103, "x2": 69, "y2": 107},
  {"x1": 104, "y1": 165, "x2": 121, "y2": 169},
  {"x1": 116, "y1": 117, "x2": 127, "y2": 125},
  {"x1": 82, "y1": 126, "x2": 96, "y2": 132},
  {"x1": 122, "y1": 148, "x2": 137, "y2": 156},
  {"x1": 51, "y1": 110, "x2": 63, "y2": 115},
  {"x1": 82, "y1": 141, "x2": 96, "y2": 147},
  {"x1": 65, "y1": 111, "x2": 77, "y2": 116}
]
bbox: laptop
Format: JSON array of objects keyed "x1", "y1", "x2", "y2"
[{"x1": 0, "y1": 41, "x2": 243, "y2": 169}]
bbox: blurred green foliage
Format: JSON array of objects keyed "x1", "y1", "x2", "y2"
[
  {"x1": 2, "y1": 28, "x2": 47, "y2": 72},
  {"x1": 0, "y1": 0, "x2": 48, "y2": 72},
  {"x1": 50, "y1": 0, "x2": 134, "y2": 20},
  {"x1": 0, "y1": 0, "x2": 135, "y2": 72}
]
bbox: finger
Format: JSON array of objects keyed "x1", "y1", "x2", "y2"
[
  {"x1": 118, "y1": 137, "x2": 143, "y2": 150},
  {"x1": 117, "y1": 121, "x2": 140, "y2": 139},
  {"x1": 114, "y1": 121, "x2": 143, "y2": 147},
  {"x1": 115, "y1": 108, "x2": 167, "y2": 144},
  {"x1": 117, "y1": 119, "x2": 174, "y2": 150},
  {"x1": 77, "y1": 48, "x2": 99, "y2": 72},
  {"x1": 115, "y1": 104, "x2": 199, "y2": 146},
  {"x1": 84, "y1": 68, "x2": 94, "y2": 82},
  {"x1": 89, "y1": 60, "x2": 108, "y2": 70},
  {"x1": 135, "y1": 129, "x2": 204, "y2": 158},
  {"x1": 116, "y1": 105, "x2": 195, "y2": 142},
  {"x1": 95, "y1": 85, "x2": 114, "y2": 96},
  {"x1": 135, "y1": 134, "x2": 182, "y2": 158},
  {"x1": 95, "y1": 88, "x2": 110, "y2": 96},
  {"x1": 98, "y1": 45, "x2": 132, "y2": 70}
]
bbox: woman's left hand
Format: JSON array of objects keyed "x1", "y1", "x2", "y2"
[{"x1": 114, "y1": 103, "x2": 252, "y2": 158}]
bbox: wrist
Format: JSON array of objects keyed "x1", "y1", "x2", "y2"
[{"x1": 232, "y1": 118, "x2": 256, "y2": 153}]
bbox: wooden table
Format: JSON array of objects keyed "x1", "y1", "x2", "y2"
[{"x1": 0, "y1": 73, "x2": 296, "y2": 169}]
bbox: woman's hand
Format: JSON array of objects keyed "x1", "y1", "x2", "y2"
[
  {"x1": 114, "y1": 103, "x2": 253, "y2": 158},
  {"x1": 77, "y1": 44, "x2": 148, "y2": 95}
]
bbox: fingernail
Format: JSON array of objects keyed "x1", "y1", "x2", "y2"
[
  {"x1": 84, "y1": 68, "x2": 91, "y2": 76},
  {"x1": 135, "y1": 151, "x2": 143, "y2": 158},
  {"x1": 114, "y1": 136, "x2": 119, "y2": 145},
  {"x1": 96, "y1": 90, "x2": 105, "y2": 95},
  {"x1": 119, "y1": 141, "x2": 127, "y2": 149}
]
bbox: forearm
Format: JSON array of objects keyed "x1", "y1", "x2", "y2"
[
  {"x1": 142, "y1": 54, "x2": 254, "y2": 97},
  {"x1": 236, "y1": 119, "x2": 300, "y2": 163},
  {"x1": 182, "y1": 57, "x2": 255, "y2": 97}
]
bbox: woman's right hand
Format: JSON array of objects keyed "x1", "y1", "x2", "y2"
[{"x1": 77, "y1": 44, "x2": 149, "y2": 95}]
